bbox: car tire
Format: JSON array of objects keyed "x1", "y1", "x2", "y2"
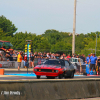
[
  {"x1": 37, "y1": 75, "x2": 40, "y2": 79},
  {"x1": 58, "y1": 74, "x2": 63, "y2": 79},
  {"x1": 70, "y1": 71, "x2": 74, "y2": 78},
  {"x1": 64, "y1": 75, "x2": 68, "y2": 78}
]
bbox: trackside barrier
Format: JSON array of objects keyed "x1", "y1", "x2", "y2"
[
  {"x1": 0, "y1": 61, "x2": 24, "y2": 68},
  {"x1": 0, "y1": 79, "x2": 100, "y2": 100},
  {"x1": 0, "y1": 69, "x2": 4, "y2": 75},
  {"x1": 0, "y1": 58, "x2": 45, "y2": 68}
]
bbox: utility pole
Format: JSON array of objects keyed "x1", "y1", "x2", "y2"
[
  {"x1": 72, "y1": 0, "x2": 76, "y2": 55},
  {"x1": 95, "y1": 31, "x2": 98, "y2": 55}
]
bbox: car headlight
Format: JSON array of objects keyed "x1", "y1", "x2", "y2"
[
  {"x1": 34, "y1": 69, "x2": 37, "y2": 71},
  {"x1": 55, "y1": 70, "x2": 58, "y2": 73}
]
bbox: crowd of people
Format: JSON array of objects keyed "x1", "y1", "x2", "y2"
[{"x1": 0, "y1": 50, "x2": 100, "y2": 72}]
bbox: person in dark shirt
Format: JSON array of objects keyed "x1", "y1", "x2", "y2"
[
  {"x1": 80, "y1": 54, "x2": 85, "y2": 64},
  {"x1": 9, "y1": 51, "x2": 13, "y2": 61},
  {"x1": 97, "y1": 56, "x2": 100, "y2": 72},
  {"x1": 31, "y1": 53, "x2": 34, "y2": 68}
]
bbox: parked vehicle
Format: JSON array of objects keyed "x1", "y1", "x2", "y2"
[
  {"x1": 69, "y1": 58, "x2": 86, "y2": 73},
  {"x1": 0, "y1": 40, "x2": 13, "y2": 52}
]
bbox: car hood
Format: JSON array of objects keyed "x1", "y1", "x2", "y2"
[{"x1": 35, "y1": 64, "x2": 61, "y2": 69}]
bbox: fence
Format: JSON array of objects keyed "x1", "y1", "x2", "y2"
[{"x1": 0, "y1": 61, "x2": 24, "y2": 68}]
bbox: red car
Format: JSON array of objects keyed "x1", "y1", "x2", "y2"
[{"x1": 33, "y1": 59, "x2": 75, "y2": 79}]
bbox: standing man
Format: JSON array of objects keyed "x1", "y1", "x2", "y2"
[
  {"x1": 31, "y1": 53, "x2": 34, "y2": 68},
  {"x1": 97, "y1": 56, "x2": 100, "y2": 72},
  {"x1": 17, "y1": 51, "x2": 22, "y2": 70},
  {"x1": 9, "y1": 51, "x2": 13, "y2": 61},
  {"x1": 90, "y1": 53, "x2": 93, "y2": 59},
  {"x1": 89, "y1": 53, "x2": 97, "y2": 71},
  {"x1": 86, "y1": 54, "x2": 90, "y2": 64}
]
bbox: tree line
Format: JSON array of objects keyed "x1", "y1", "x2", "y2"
[{"x1": 0, "y1": 15, "x2": 100, "y2": 56}]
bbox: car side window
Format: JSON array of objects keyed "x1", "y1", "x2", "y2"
[
  {"x1": 65, "y1": 61, "x2": 69, "y2": 66},
  {"x1": 60, "y1": 60, "x2": 65, "y2": 66}
]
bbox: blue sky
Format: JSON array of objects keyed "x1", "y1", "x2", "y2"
[{"x1": 0, "y1": 0, "x2": 100, "y2": 35}]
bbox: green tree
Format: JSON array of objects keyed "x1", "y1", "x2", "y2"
[
  {"x1": 51, "y1": 41, "x2": 72, "y2": 54},
  {"x1": 0, "y1": 15, "x2": 17, "y2": 36}
]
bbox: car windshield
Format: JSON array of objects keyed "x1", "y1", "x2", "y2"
[{"x1": 44, "y1": 59, "x2": 62, "y2": 65}]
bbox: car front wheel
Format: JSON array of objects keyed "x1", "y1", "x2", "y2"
[
  {"x1": 58, "y1": 74, "x2": 63, "y2": 79},
  {"x1": 37, "y1": 75, "x2": 40, "y2": 79}
]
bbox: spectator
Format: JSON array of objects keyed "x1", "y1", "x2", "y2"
[
  {"x1": 0, "y1": 51, "x2": 3, "y2": 61},
  {"x1": 90, "y1": 53, "x2": 93, "y2": 59},
  {"x1": 89, "y1": 53, "x2": 97, "y2": 71},
  {"x1": 34, "y1": 55, "x2": 38, "y2": 67},
  {"x1": 97, "y1": 56, "x2": 100, "y2": 72},
  {"x1": 5, "y1": 51, "x2": 10, "y2": 61},
  {"x1": 72, "y1": 54, "x2": 75, "y2": 58},
  {"x1": 86, "y1": 54, "x2": 90, "y2": 64},
  {"x1": 31, "y1": 53, "x2": 34, "y2": 68},
  {"x1": 34, "y1": 52, "x2": 38, "y2": 57},
  {"x1": 13, "y1": 50, "x2": 17, "y2": 61},
  {"x1": 47, "y1": 53, "x2": 50, "y2": 58},
  {"x1": 55, "y1": 53, "x2": 60, "y2": 59},
  {"x1": 41, "y1": 56, "x2": 45, "y2": 64},
  {"x1": 80, "y1": 54, "x2": 85, "y2": 64},
  {"x1": 17, "y1": 51, "x2": 22, "y2": 70},
  {"x1": 67, "y1": 54, "x2": 71, "y2": 59},
  {"x1": 38, "y1": 55, "x2": 42, "y2": 65},
  {"x1": 9, "y1": 51, "x2": 13, "y2": 61},
  {"x1": 51, "y1": 53, "x2": 56, "y2": 59}
]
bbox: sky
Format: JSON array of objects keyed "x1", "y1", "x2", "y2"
[{"x1": 0, "y1": 0, "x2": 100, "y2": 35}]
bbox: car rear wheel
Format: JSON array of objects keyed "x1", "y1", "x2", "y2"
[
  {"x1": 37, "y1": 75, "x2": 40, "y2": 79},
  {"x1": 70, "y1": 71, "x2": 74, "y2": 78},
  {"x1": 64, "y1": 71, "x2": 74, "y2": 78}
]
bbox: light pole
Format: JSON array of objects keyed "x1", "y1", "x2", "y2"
[
  {"x1": 72, "y1": 0, "x2": 76, "y2": 55},
  {"x1": 95, "y1": 31, "x2": 98, "y2": 55}
]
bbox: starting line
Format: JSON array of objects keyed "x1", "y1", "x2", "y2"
[
  {"x1": 5, "y1": 73, "x2": 36, "y2": 77},
  {"x1": 4, "y1": 73, "x2": 86, "y2": 77}
]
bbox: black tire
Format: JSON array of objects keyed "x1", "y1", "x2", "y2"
[
  {"x1": 37, "y1": 75, "x2": 40, "y2": 79},
  {"x1": 64, "y1": 75, "x2": 68, "y2": 78},
  {"x1": 70, "y1": 71, "x2": 74, "y2": 78},
  {"x1": 58, "y1": 74, "x2": 63, "y2": 79}
]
